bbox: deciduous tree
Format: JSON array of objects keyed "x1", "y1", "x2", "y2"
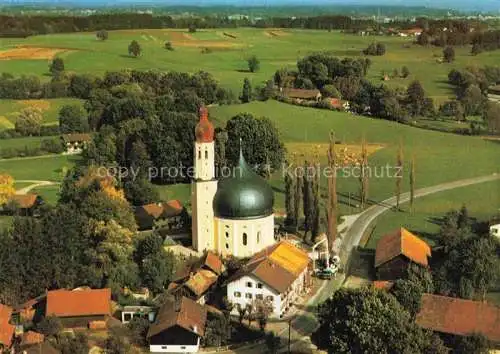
[
  {"x1": 443, "y1": 46, "x2": 456, "y2": 63},
  {"x1": 0, "y1": 174, "x2": 15, "y2": 205},
  {"x1": 59, "y1": 104, "x2": 89, "y2": 133},
  {"x1": 15, "y1": 107, "x2": 43, "y2": 136},
  {"x1": 247, "y1": 55, "x2": 260, "y2": 73},
  {"x1": 240, "y1": 78, "x2": 252, "y2": 103},
  {"x1": 128, "y1": 40, "x2": 141, "y2": 57}
]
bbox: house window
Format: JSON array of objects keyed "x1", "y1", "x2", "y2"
[
  {"x1": 256, "y1": 294, "x2": 263, "y2": 300},
  {"x1": 243, "y1": 232, "x2": 247, "y2": 246},
  {"x1": 266, "y1": 296, "x2": 274, "y2": 302},
  {"x1": 257, "y1": 283, "x2": 263, "y2": 289},
  {"x1": 234, "y1": 291, "x2": 241, "y2": 298},
  {"x1": 123, "y1": 313, "x2": 132, "y2": 321},
  {"x1": 205, "y1": 150, "x2": 208, "y2": 159},
  {"x1": 246, "y1": 282, "x2": 253, "y2": 288},
  {"x1": 257, "y1": 231, "x2": 261, "y2": 243},
  {"x1": 245, "y1": 293, "x2": 253, "y2": 299}
]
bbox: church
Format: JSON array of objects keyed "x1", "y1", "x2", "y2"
[{"x1": 191, "y1": 106, "x2": 277, "y2": 258}]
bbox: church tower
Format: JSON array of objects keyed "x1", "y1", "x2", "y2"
[{"x1": 191, "y1": 106, "x2": 217, "y2": 252}]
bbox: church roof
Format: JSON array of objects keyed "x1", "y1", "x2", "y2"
[
  {"x1": 195, "y1": 106, "x2": 214, "y2": 143},
  {"x1": 213, "y1": 148, "x2": 274, "y2": 220}
]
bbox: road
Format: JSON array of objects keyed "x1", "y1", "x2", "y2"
[{"x1": 14, "y1": 180, "x2": 59, "y2": 195}]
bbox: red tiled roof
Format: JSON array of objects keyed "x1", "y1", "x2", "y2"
[
  {"x1": 46, "y1": 288, "x2": 111, "y2": 318},
  {"x1": 282, "y1": 88, "x2": 321, "y2": 99},
  {"x1": 416, "y1": 294, "x2": 500, "y2": 342},
  {"x1": 61, "y1": 133, "x2": 91, "y2": 143},
  {"x1": 9, "y1": 194, "x2": 38, "y2": 209},
  {"x1": 184, "y1": 269, "x2": 218, "y2": 297},
  {"x1": 375, "y1": 228, "x2": 431, "y2": 268},
  {"x1": 0, "y1": 304, "x2": 14, "y2": 348},
  {"x1": 229, "y1": 241, "x2": 310, "y2": 294},
  {"x1": 137, "y1": 200, "x2": 184, "y2": 219},
  {"x1": 147, "y1": 297, "x2": 207, "y2": 339},
  {"x1": 203, "y1": 252, "x2": 223, "y2": 275}
]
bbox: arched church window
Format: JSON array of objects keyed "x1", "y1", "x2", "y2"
[
  {"x1": 205, "y1": 149, "x2": 208, "y2": 159},
  {"x1": 257, "y1": 231, "x2": 261, "y2": 243},
  {"x1": 198, "y1": 150, "x2": 201, "y2": 159},
  {"x1": 243, "y1": 233, "x2": 248, "y2": 246},
  {"x1": 225, "y1": 243, "x2": 229, "y2": 249},
  {"x1": 225, "y1": 232, "x2": 229, "y2": 238}
]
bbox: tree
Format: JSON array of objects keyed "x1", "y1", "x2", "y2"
[
  {"x1": 59, "y1": 104, "x2": 89, "y2": 133},
  {"x1": 188, "y1": 24, "x2": 197, "y2": 33},
  {"x1": 293, "y1": 171, "x2": 303, "y2": 234},
  {"x1": 128, "y1": 40, "x2": 141, "y2": 57},
  {"x1": 395, "y1": 141, "x2": 403, "y2": 209},
  {"x1": 452, "y1": 334, "x2": 490, "y2": 354},
  {"x1": 409, "y1": 155, "x2": 415, "y2": 211},
  {"x1": 313, "y1": 287, "x2": 434, "y2": 354},
  {"x1": 376, "y1": 42, "x2": 386, "y2": 56},
  {"x1": 203, "y1": 312, "x2": 230, "y2": 347},
  {"x1": 390, "y1": 279, "x2": 423, "y2": 318},
  {"x1": 105, "y1": 329, "x2": 131, "y2": 354},
  {"x1": 443, "y1": 46, "x2": 456, "y2": 63},
  {"x1": 471, "y1": 43, "x2": 483, "y2": 56},
  {"x1": 417, "y1": 32, "x2": 430, "y2": 46},
  {"x1": 240, "y1": 78, "x2": 252, "y2": 103},
  {"x1": 96, "y1": 29, "x2": 108, "y2": 40},
  {"x1": 215, "y1": 130, "x2": 228, "y2": 169},
  {"x1": 326, "y1": 131, "x2": 338, "y2": 252},
  {"x1": 359, "y1": 136, "x2": 369, "y2": 209},
  {"x1": 123, "y1": 178, "x2": 159, "y2": 206},
  {"x1": 164, "y1": 41, "x2": 174, "y2": 51},
  {"x1": 392, "y1": 68, "x2": 399, "y2": 79},
  {"x1": 484, "y1": 101, "x2": 500, "y2": 133},
  {"x1": 58, "y1": 332, "x2": 89, "y2": 354},
  {"x1": 401, "y1": 66, "x2": 410, "y2": 78},
  {"x1": 247, "y1": 55, "x2": 260, "y2": 73},
  {"x1": 15, "y1": 107, "x2": 43, "y2": 136},
  {"x1": 140, "y1": 249, "x2": 176, "y2": 294},
  {"x1": 284, "y1": 168, "x2": 296, "y2": 227},
  {"x1": 49, "y1": 57, "x2": 65, "y2": 77},
  {"x1": 237, "y1": 306, "x2": 246, "y2": 324},
  {"x1": 265, "y1": 332, "x2": 281, "y2": 354},
  {"x1": 224, "y1": 113, "x2": 285, "y2": 176},
  {"x1": 406, "y1": 80, "x2": 426, "y2": 116},
  {"x1": 0, "y1": 174, "x2": 15, "y2": 205},
  {"x1": 461, "y1": 84, "x2": 484, "y2": 116},
  {"x1": 37, "y1": 316, "x2": 63, "y2": 339},
  {"x1": 302, "y1": 161, "x2": 315, "y2": 239},
  {"x1": 127, "y1": 317, "x2": 150, "y2": 346},
  {"x1": 321, "y1": 84, "x2": 341, "y2": 98}
]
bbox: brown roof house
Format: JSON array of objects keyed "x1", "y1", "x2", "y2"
[
  {"x1": 45, "y1": 288, "x2": 111, "y2": 328},
  {"x1": 0, "y1": 304, "x2": 15, "y2": 351},
  {"x1": 168, "y1": 252, "x2": 223, "y2": 305},
  {"x1": 281, "y1": 88, "x2": 322, "y2": 101},
  {"x1": 226, "y1": 241, "x2": 311, "y2": 318},
  {"x1": 134, "y1": 200, "x2": 188, "y2": 231},
  {"x1": 416, "y1": 294, "x2": 500, "y2": 343},
  {"x1": 61, "y1": 133, "x2": 91, "y2": 155},
  {"x1": 375, "y1": 228, "x2": 431, "y2": 280},
  {"x1": 147, "y1": 296, "x2": 207, "y2": 353}
]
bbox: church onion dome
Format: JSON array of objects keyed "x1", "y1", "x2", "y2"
[
  {"x1": 195, "y1": 106, "x2": 214, "y2": 143},
  {"x1": 213, "y1": 149, "x2": 274, "y2": 220}
]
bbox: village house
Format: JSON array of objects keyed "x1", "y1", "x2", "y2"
[
  {"x1": 45, "y1": 288, "x2": 111, "y2": 328},
  {"x1": 121, "y1": 306, "x2": 156, "y2": 324},
  {"x1": 61, "y1": 133, "x2": 91, "y2": 154},
  {"x1": 281, "y1": 88, "x2": 322, "y2": 101},
  {"x1": 398, "y1": 27, "x2": 423, "y2": 37},
  {"x1": 226, "y1": 241, "x2": 311, "y2": 318},
  {"x1": 0, "y1": 304, "x2": 15, "y2": 352},
  {"x1": 134, "y1": 200, "x2": 187, "y2": 232},
  {"x1": 168, "y1": 252, "x2": 223, "y2": 305},
  {"x1": 374, "y1": 228, "x2": 431, "y2": 280},
  {"x1": 490, "y1": 224, "x2": 500, "y2": 238},
  {"x1": 147, "y1": 296, "x2": 207, "y2": 353},
  {"x1": 416, "y1": 294, "x2": 500, "y2": 344},
  {"x1": 3, "y1": 194, "x2": 43, "y2": 216}
]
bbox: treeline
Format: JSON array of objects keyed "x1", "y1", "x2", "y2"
[{"x1": 0, "y1": 13, "x2": 375, "y2": 37}]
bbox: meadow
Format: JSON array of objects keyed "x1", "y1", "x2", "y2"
[{"x1": 0, "y1": 154, "x2": 79, "y2": 181}]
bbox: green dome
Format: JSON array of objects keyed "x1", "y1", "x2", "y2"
[{"x1": 213, "y1": 151, "x2": 274, "y2": 219}]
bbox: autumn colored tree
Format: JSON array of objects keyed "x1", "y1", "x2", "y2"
[{"x1": 0, "y1": 174, "x2": 15, "y2": 205}]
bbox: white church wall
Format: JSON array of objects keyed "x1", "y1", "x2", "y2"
[{"x1": 191, "y1": 180, "x2": 217, "y2": 251}]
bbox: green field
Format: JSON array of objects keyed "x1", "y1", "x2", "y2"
[
  {"x1": 31, "y1": 184, "x2": 60, "y2": 205},
  {"x1": 0, "y1": 154, "x2": 79, "y2": 181},
  {"x1": 1, "y1": 28, "x2": 499, "y2": 101},
  {"x1": 365, "y1": 179, "x2": 500, "y2": 249},
  {"x1": 0, "y1": 98, "x2": 84, "y2": 130},
  {"x1": 0, "y1": 135, "x2": 57, "y2": 150}
]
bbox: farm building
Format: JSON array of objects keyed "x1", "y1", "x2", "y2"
[
  {"x1": 0, "y1": 304, "x2": 15, "y2": 351},
  {"x1": 374, "y1": 228, "x2": 431, "y2": 280},
  {"x1": 416, "y1": 294, "x2": 500, "y2": 343},
  {"x1": 281, "y1": 88, "x2": 322, "y2": 101},
  {"x1": 61, "y1": 133, "x2": 91, "y2": 154},
  {"x1": 491, "y1": 224, "x2": 500, "y2": 238},
  {"x1": 134, "y1": 200, "x2": 187, "y2": 231},
  {"x1": 45, "y1": 288, "x2": 111, "y2": 328},
  {"x1": 226, "y1": 240, "x2": 311, "y2": 318},
  {"x1": 168, "y1": 252, "x2": 223, "y2": 305},
  {"x1": 147, "y1": 296, "x2": 207, "y2": 353},
  {"x1": 3, "y1": 193, "x2": 43, "y2": 216}
]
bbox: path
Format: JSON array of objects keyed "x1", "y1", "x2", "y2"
[
  {"x1": 210, "y1": 173, "x2": 500, "y2": 353},
  {"x1": 15, "y1": 180, "x2": 59, "y2": 195}
]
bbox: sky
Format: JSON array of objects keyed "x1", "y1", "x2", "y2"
[{"x1": 0, "y1": 0, "x2": 498, "y2": 11}]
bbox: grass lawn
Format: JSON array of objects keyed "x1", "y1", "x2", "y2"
[
  {"x1": 2, "y1": 28, "x2": 500, "y2": 101},
  {"x1": 0, "y1": 154, "x2": 80, "y2": 181},
  {"x1": 0, "y1": 135, "x2": 60, "y2": 150},
  {"x1": 31, "y1": 184, "x2": 60, "y2": 205},
  {"x1": 0, "y1": 98, "x2": 83, "y2": 131},
  {"x1": 365, "y1": 179, "x2": 500, "y2": 249},
  {"x1": 14, "y1": 181, "x2": 35, "y2": 190},
  {"x1": 154, "y1": 183, "x2": 192, "y2": 209}
]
